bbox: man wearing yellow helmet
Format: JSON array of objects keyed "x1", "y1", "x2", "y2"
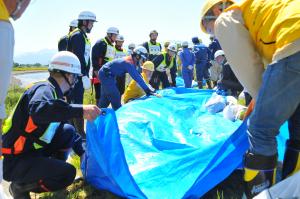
[
  {"x1": 200, "y1": 0, "x2": 300, "y2": 197},
  {"x1": 123, "y1": 61, "x2": 155, "y2": 104}
]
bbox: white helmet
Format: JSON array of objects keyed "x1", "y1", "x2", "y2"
[
  {"x1": 116, "y1": 35, "x2": 124, "y2": 42},
  {"x1": 128, "y1": 43, "x2": 135, "y2": 49},
  {"x1": 107, "y1": 27, "x2": 119, "y2": 35},
  {"x1": 78, "y1": 11, "x2": 97, "y2": 22},
  {"x1": 69, "y1": 19, "x2": 78, "y2": 28},
  {"x1": 133, "y1": 46, "x2": 148, "y2": 60},
  {"x1": 48, "y1": 51, "x2": 81, "y2": 75},
  {"x1": 168, "y1": 43, "x2": 177, "y2": 52},
  {"x1": 214, "y1": 50, "x2": 225, "y2": 59},
  {"x1": 181, "y1": 41, "x2": 189, "y2": 48}
]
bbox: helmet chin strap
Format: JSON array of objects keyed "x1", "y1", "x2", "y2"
[{"x1": 61, "y1": 72, "x2": 75, "y2": 95}]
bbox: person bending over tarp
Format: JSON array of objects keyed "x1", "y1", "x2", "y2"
[
  {"x1": 98, "y1": 46, "x2": 158, "y2": 110},
  {"x1": 123, "y1": 61, "x2": 155, "y2": 104}
]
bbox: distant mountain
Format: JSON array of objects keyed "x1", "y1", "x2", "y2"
[{"x1": 14, "y1": 49, "x2": 57, "y2": 65}]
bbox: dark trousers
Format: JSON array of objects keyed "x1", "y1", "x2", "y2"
[
  {"x1": 170, "y1": 66, "x2": 177, "y2": 87},
  {"x1": 116, "y1": 75, "x2": 126, "y2": 95},
  {"x1": 94, "y1": 82, "x2": 101, "y2": 102},
  {"x1": 3, "y1": 124, "x2": 81, "y2": 193},
  {"x1": 150, "y1": 71, "x2": 170, "y2": 90}
]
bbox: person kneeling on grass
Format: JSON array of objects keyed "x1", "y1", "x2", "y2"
[
  {"x1": 123, "y1": 61, "x2": 155, "y2": 103},
  {"x1": 2, "y1": 51, "x2": 101, "y2": 199}
]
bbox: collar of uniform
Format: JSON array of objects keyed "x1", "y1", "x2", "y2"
[
  {"x1": 48, "y1": 77, "x2": 64, "y2": 99},
  {"x1": 149, "y1": 40, "x2": 157, "y2": 45},
  {"x1": 105, "y1": 36, "x2": 113, "y2": 45}
]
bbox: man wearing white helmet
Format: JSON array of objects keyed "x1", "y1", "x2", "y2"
[
  {"x1": 67, "y1": 11, "x2": 97, "y2": 138},
  {"x1": 0, "y1": 0, "x2": 31, "y2": 197},
  {"x1": 214, "y1": 50, "x2": 243, "y2": 96},
  {"x1": 91, "y1": 26, "x2": 119, "y2": 105},
  {"x1": 2, "y1": 51, "x2": 101, "y2": 198},
  {"x1": 143, "y1": 30, "x2": 162, "y2": 61},
  {"x1": 150, "y1": 43, "x2": 177, "y2": 89},
  {"x1": 99, "y1": 46, "x2": 158, "y2": 110},
  {"x1": 58, "y1": 19, "x2": 78, "y2": 51},
  {"x1": 127, "y1": 43, "x2": 136, "y2": 55},
  {"x1": 114, "y1": 35, "x2": 128, "y2": 96}
]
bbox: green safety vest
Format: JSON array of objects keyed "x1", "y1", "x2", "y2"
[
  {"x1": 148, "y1": 42, "x2": 161, "y2": 55},
  {"x1": 114, "y1": 47, "x2": 128, "y2": 59},
  {"x1": 102, "y1": 38, "x2": 115, "y2": 62},
  {"x1": 156, "y1": 52, "x2": 174, "y2": 72}
]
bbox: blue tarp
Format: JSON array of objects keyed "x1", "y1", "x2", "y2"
[{"x1": 82, "y1": 88, "x2": 288, "y2": 198}]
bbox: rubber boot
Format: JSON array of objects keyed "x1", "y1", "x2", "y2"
[
  {"x1": 197, "y1": 81, "x2": 203, "y2": 89},
  {"x1": 244, "y1": 152, "x2": 277, "y2": 198},
  {"x1": 73, "y1": 118, "x2": 85, "y2": 139},
  {"x1": 9, "y1": 182, "x2": 39, "y2": 199},
  {"x1": 282, "y1": 140, "x2": 300, "y2": 179}
]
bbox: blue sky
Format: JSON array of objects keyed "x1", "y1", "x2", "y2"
[{"x1": 12, "y1": 0, "x2": 209, "y2": 56}]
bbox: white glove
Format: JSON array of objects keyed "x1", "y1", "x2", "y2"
[
  {"x1": 188, "y1": 65, "x2": 194, "y2": 70},
  {"x1": 82, "y1": 76, "x2": 91, "y2": 90}
]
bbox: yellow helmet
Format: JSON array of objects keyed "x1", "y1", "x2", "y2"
[
  {"x1": 200, "y1": 0, "x2": 235, "y2": 33},
  {"x1": 142, "y1": 61, "x2": 154, "y2": 72}
]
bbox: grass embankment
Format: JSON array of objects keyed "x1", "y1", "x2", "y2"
[
  {"x1": 5, "y1": 86, "x2": 244, "y2": 199},
  {"x1": 13, "y1": 67, "x2": 48, "y2": 72}
]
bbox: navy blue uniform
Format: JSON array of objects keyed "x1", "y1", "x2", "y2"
[
  {"x1": 217, "y1": 61, "x2": 243, "y2": 96},
  {"x1": 67, "y1": 29, "x2": 90, "y2": 104},
  {"x1": 91, "y1": 37, "x2": 114, "y2": 101},
  {"x1": 3, "y1": 77, "x2": 85, "y2": 193},
  {"x1": 193, "y1": 43, "x2": 210, "y2": 81},
  {"x1": 99, "y1": 56, "x2": 151, "y2": 110},
  {"x1": 58, "y1": 35, "x2": 68, "y2": 51}
]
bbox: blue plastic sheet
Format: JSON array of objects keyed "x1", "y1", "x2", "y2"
[{"x1": 82, "y1": 88, "x2": 288, "y2": 198}]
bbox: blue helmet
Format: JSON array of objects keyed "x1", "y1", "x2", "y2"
[{"x1": 192, "y1": 37, "x2": 200, "y2": 44}]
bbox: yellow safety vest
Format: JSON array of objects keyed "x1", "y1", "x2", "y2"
[
  {"x1": 228, "y1": 0, "x2": 300, "y2": 62},
  {"x1": 114, "y1": 47, "x2": 127, "y2": 59},
  {"x1": 0, "y1": 0, "x2": 9, "y2": 21},
  {"x1": 102, "y1": 38, "x2": 115, "y2": 61},
  {"x1": 148, "y1": 42, "x2": 161, "y2": 55},
  {"x1": 156, "y1": 52, "x2": 175, "y2": 72}
]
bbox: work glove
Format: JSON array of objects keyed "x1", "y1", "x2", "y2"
[
  {"x1": 188, "y1": 65, "x2": 194, "y2": 70},
  {"x1": 82, "y1": 76, "x2": 91, "y2": 90},
  {"x1": 145, "y1": 88, "x2": 162, "y2": 98},
  {"x1": 145, "y1": 88, "x2": 156, "y2": 96}
]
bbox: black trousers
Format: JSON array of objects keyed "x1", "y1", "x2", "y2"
[
  {"x1": 150, "y1": 71, "x2": 170, "y2": 90},
  {"x1": 3, "y1": 124, "x2": 80, "y2": 193}
]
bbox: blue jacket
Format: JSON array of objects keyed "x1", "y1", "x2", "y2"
[
  {"x1": 100, "y1": 56, "x2": 149, "y2": 91},
  {"x1": 179, "y1": 48, "x2": 195, "y2": 68},
  {"x1": 58, "y1": 35, "x2": 68, "y2": 51},
  {"x1": 2, "y1": 77, "x2": 84, "y2": 156},
  {"x1": 67, "y1": 29, "x2": 90, "y2": 76},
  {"x1": 193, "y1": 43, "x2": 210, "y2": 64},
  {"x1": 208, "y1": 39, "x2": 222, "y2": 60}
]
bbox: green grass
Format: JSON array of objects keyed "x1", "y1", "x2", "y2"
[
  {"x1": 5, "y1": 86, "x2": 25, "y2": 115},
  {"x1": 13, "y1": 67, "x2": 48, "y2": 72}
]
